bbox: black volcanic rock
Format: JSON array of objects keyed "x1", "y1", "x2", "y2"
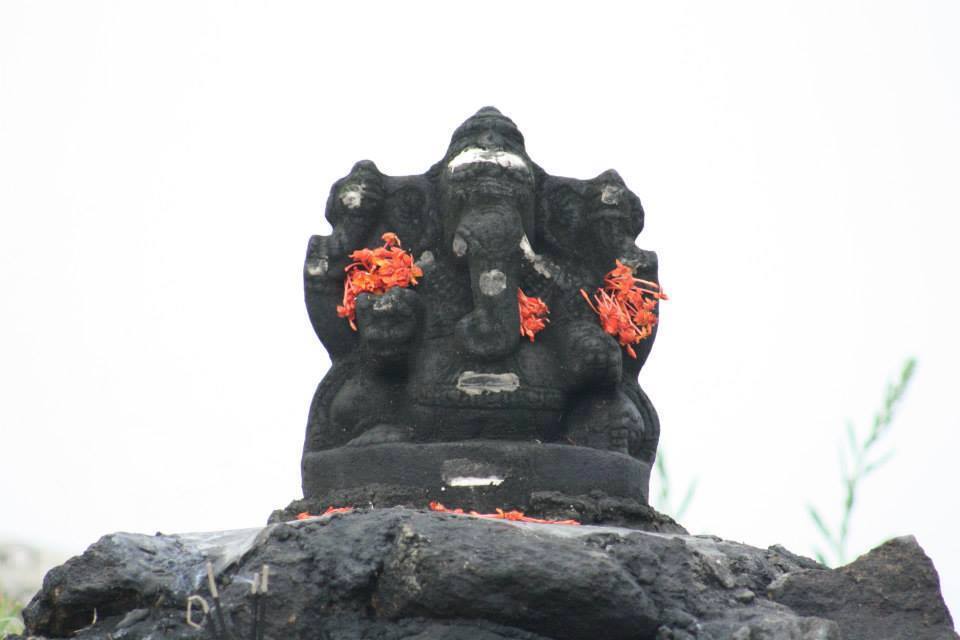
[
  {"x1": 768, "y1": 536, "x2": 956, "y2": 640},
  {"x1": 14, "y1": 509, "x2": 957, "y2": 640}
]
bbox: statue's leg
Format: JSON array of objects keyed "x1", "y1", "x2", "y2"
[
  {"x1": 561, "y1": 388, "x2": 645, "y2": 457},
  {"x1": 304, "y1": 362, "x2": 352, "y2": 453},
  {"x1": 622, "y1": 381, "x2": 660, "y2": 465}
]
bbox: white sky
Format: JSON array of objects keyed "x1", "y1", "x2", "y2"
[{"x1": 1, "y1": 0, "x2": 958, "y2": 617}]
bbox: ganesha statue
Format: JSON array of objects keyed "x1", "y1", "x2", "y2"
[{"x1": 296, "y1": 108, "x2": 667, "y2": 523}]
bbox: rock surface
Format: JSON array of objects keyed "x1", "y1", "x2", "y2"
[
  {"x1": 271, "y1": 489, "x2": 687, "y2": 532},
  {"x1": 13, "y1": 508, "x2": 957, "y2": 640}
]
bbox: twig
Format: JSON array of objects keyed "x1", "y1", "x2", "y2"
[
  {"x1": 207, "y1": 561, "x2": 230, "y2": 640},
  {"x1": 256, "y1": 565, "x2": 269, "y2": 640},
  {"x1": 71, "y1": 608, "x2": 98, "y2": 636},
  {"x1": 185, "y1": 595, "x2": 210, "y2": 630},
  {"x1": 248, "y1": 573, "x2": 260, "y2": 640}
]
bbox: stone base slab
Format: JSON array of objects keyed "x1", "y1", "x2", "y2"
[{"x1": 300, "y1": 440, "x2": 651, "y2": 515}]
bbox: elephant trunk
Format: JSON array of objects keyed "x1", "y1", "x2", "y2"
[{"x1": 452, "y1": 202, "x2": 525, "y2": 361}]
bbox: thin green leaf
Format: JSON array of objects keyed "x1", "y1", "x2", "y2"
[
  {"x1": 845, "y1": 420, "x2": 858, "y2": 454},
  {"x1": 901, "y1": 358, "x2": 917, "y2": 384},
  {"x1": 812, "y1": 547, "x2": 830, "y2": 566},
  {"x1": 808, "y1": 357, "x2": 916, "y2": 565},
  {"x1": 807, "y1": 505, "x2": 833, "y2": 541},
  {"x1": 676, "y1": 478, "x2": 699, "y2": 519},
  {"x1": 838, "y1": 447, "x2": 849, "y2": 482},
  {"x1": 863, "y1": 450, "x2": 896, "y2": 476},
  {"x1": 655, "y1": 452, "x2": 667, "y2": 478}
]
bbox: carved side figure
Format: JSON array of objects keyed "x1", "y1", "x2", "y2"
[
  {"x1": 521, "y1": 169, "x2": 662, "y2": 462},
  {"x1": 303, "y1": 162, "x2": 435, "y2": 451}
]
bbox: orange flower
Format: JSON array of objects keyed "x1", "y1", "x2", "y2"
[
  {"x1": 336, "y1": 232, "x2": 423, "y2": 330},
  {"x1": 517, "y1": 289, "x2": 549, "y2": 341},
  {"x1": 581, "y1": 260, "x2": 667, "y2": 359},
  {"x1": 428, "y1": 501, "x2": 580, "y2": 525},
  {"x1": 295, "y1": 506, "x2": 354, "y2": 520}
]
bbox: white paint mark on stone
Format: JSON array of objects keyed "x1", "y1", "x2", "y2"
[
  {"x1": 456, "y1": 371, "x2": 520, "y2": 396},
  {"x1": 340, "y1": 183, "x2": 365, "y2": 209},
  {"x1": 416, "y1": 250, "x2": 435, "y2": 267},
  {"x1": 305, "y1": 257, "x2": 328, "y2": 276},
  {"x1": 519, "y1": 234, "x2": 552, "y2": 278},
  {"x1": 447, "y1": 476, "x2": 505, "y2": 487},
  {"x1": 519, "y1": 234, "x2": 536, "y2": 260},
  {"x1": 618, "y1": 254, "x2": 641, "y2": 270},
  {"x1": 478, "y1": 269, "x2": 507, "y2": 296},
  {"x1": 447, "y1": 147, "x2": 528, "y2": 172},
  {"x1": 452, "y1": 234, "x2": 468, "y2": 257},
  {"x1": 373, "y1": 296, "x2": 394, "y2": 312},
  {"x1": 601, "y1": 184, "x2": 623, "y2": 205}
]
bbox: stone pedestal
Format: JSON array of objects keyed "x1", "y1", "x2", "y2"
[
  {"x1": 278, "y1": 440, "x2": 677, "y2": 529},
  {"x1": 301, "y1": 440, "x2": 651, "y2": 513}
]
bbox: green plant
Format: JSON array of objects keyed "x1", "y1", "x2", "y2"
[
  {"x1": 653, "y1": 449, "x2": 698, "y2": 520},
  {"x1": 0, "y1": 592, "x2": 24, "y2": 638},
  {"x1": 807, "y1": 357, "x2": 917, "y2": 567}
]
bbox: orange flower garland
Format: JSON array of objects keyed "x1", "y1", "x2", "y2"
[
  {"x1": 336, "y1": 233, "x2": 549, "y2": 341},
  {"x1": 429, "y1": 501, "x2": 580, "y2": 525},
  {"x1": 580, "y1": 260, "x2": 667, "y2": 359},
  {"x1": 517, "y1": 289, "x2": 549, "y2": 341},
  {"x1": 294, "y1": 503, "x2": 580, "y2": 525},
  {"x1": 295, "y1": 506, "x2": 354, "y2": 520},
  {"x1": 336, "y1": 232, "x2": 423, "y2": 330}
]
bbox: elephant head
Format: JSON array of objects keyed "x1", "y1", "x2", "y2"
[{"x1": 433, "y1": 107, "x2": 540, "y2": 361}]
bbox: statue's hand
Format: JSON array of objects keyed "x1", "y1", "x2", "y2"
[
  {"x1": 562, "y1": 322, "x2": 622, "y2": 389},
  {"x1": 564, "y1": 390, "x2": 644, "y2": 456},
  {"x1": 355, "y1": 287, "x2": 422, "y2": 362},
  {"x1": 619, "y1": 246, "x2": 659, "y2": 282},
  {"x1": 304, "y1": 235, "x2": 339, "y2": 283}
]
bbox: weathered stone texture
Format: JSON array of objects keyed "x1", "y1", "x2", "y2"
[{"x1": 14, "y1": 509, "x2": 956, "y2": 640}]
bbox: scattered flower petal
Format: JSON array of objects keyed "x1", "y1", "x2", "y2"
[
  {"x1": 295, "y1": 506, "x2": 354, "y2": 520},
  {"x1": 429, "y1": 501, "x2": 580, "y2": 525}
]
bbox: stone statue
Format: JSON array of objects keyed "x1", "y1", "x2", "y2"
[{"x1": 298, "y1": 107, "x2": 666, "y2": 520}]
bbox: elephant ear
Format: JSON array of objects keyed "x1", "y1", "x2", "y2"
[
  {"x1": 625, "y1": 185, "x2": 645, "y2": 238},
  {"x1": 539, "y1": 179, "x2": 586, "y2": 258}
]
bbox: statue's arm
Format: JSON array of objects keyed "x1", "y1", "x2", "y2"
[
  {"x1": 304, "y1": 160, "x2": 389, "y2": 358},
  {"x1": 304, "y1": 234, "x2": 358, "y2": 358},
  {"x1": 622, "y1": 247, "x2": 660, "y2": 374}
]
